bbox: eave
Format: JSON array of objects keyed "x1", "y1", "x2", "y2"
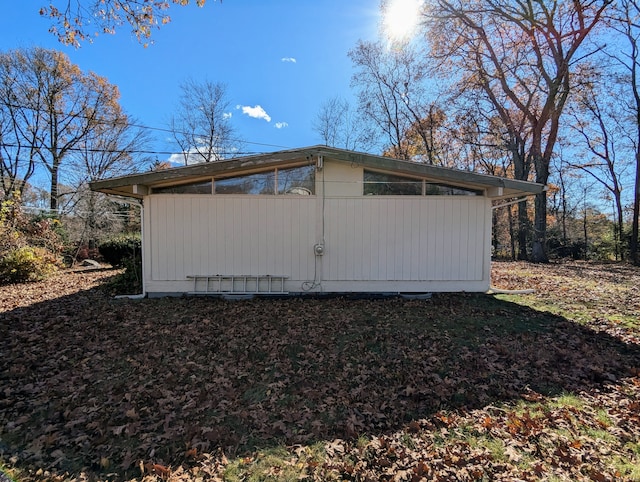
[{"x1": 90, "y1": 145, "x2": 545, "y2": 200}]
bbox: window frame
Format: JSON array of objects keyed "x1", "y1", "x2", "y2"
[
  {"x1": 149, "y1": 163, "x2": 317, "y2": 196},
  {"x1": 151, "y1": 179, "x2": 213, "y2": 194},
  {"x1": 213, "y1": 164, "x2": 316, "y2": 196},
  {"x1": 363, "y1": 169, "x2": 482, "y2": 197}
]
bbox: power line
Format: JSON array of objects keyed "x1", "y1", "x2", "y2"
[
  {"x1": 124, "y1": 120, "x2": 291, "y2": 150},
  {"x1": 0, "y1": 142, "x2": 260, "y2": 158},
  {"x1": 0, "y1": 101, "x2": 293, "y2": 151}
]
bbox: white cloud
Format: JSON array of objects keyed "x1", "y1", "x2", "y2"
[
  {"x1": 168, "y1": 153, "x2": 184, "y2": 165},
  {"x1": 274, "y1": 122, "x2": 288, "y2": 129},
  {"x1": 281, "y1": 57, "x2": 297, "y2": 63},
  {"x1": 237, "y1": 104, "x2": 271, "y2": 122},
  {"x1": 223, "y1": 112, "x2": 233, "y2": 119},
  {"x1": 168, "y1": 146, "x2": 226, "y2": 165}
]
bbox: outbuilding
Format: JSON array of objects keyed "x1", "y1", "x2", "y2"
[{"x1": 91, "y1": 146, "x2": 544, "y2": 296}]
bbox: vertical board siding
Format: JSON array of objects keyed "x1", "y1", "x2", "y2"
[
  {"x1": 323, "y1": 197, "x2": 486, "y2": 281},
  {"x1": 147, "y1": 193, "x2": 487, "y2": 284},
  {"x1": 149, "y1": 196, "x2": 316, "y2": 281}
]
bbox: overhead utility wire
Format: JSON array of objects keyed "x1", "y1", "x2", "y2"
[
  {"x1": 0, "y1": 142, "x2": 259, "y2": 158},
  {"x1": 0, "y1": 101, "x2": 292, "y2": 150}
]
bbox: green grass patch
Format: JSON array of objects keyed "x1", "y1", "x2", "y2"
[
  {"x1": 0, "y1": 461, "x2": 20, "y2": 482},
  {"x1": 549, "y1": 393, "x2": 585, "y2": 410},
  {"x1": 612, "y1": 456, "x2": 640, "y2": 481},
  {"x1": 584, "y1": 428, "x2": 617, "y2": 443},
  {"x1": 625, "y1": 441, "x2": 640, "y2": 455},
  {"x1": 594, "y1": 408, "x2": 613, "y2": 427},
  {"x1": 496, "y1": 293, "x2": 594, "y2": 325},
  {"x1": 606, "y1": 314, "x2": 640, "y2": 330},
  {"x1": 223, "y1": 445, "x2": 325, "y2": 482},
  {"x1": 483, "y1": 439, "x2": 508, "y2": 463}
]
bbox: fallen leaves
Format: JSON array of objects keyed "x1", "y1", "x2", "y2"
[{"x1": 0, "y1": 261, "x2": 639, "y2": 481}]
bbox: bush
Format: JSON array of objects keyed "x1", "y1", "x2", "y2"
[
  {"x1": 0, "y1": 198, "x2": 23, "y2": 253},
  {"x1": 98, "y1": 234, "x2": 141, "y2": 267},
  {"x1": 1, "y1": 198, "x2": 61, "y2": 283},
  {"x1": 74, "y1": 245, "x2": 101, "y2": 261},
  {"x1": 27, "y1": 213, "x2": 68, "y2": 253},
  {"x1": 99, "y1": 233, "x2": 143, "y2": 294},
  {"x1": 109, "y1": 254, "x2": 143, "y2": 295},
  {"x1": 0, "y1": 246, "x2": 60, "y2": 283}
]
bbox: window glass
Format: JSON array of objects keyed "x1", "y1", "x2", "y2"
[
  {"x1": 152, "y1": 180, "x2": 212, "y2": 194},
  {"x1": 215, "y1": 171, "x2": 275, "y2": 194},
  {"x1": 363, "y1": 170, "x2": 422, "y2": 195},
  {"x1": 425, "y1": 183, "x2": 480, "y2": 196},
  {"x1": 278, "y1": 165, "x2": 315, "y2": 195},
  {"x1": 363, "y1": 170, "x2": 481, "y2": 196}
]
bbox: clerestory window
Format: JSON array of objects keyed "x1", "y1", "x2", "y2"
[
  {"x1": 152, "y1": 180, "x2": 212, "y2": 194},
  {"x1": 214, "y1": 165, "x2": 315, "y2": 195},
  {"x1": 151, "y1": 165, "x2": 317, "y2": 195},
  {"x1": 363, "y1": 170, "x2": 480, "y2": 196}
]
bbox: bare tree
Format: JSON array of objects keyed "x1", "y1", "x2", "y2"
[
  {"x1": 0, "y1": 66, "x2": 39, "y2": 201},
  {"x1": 426, "y1": 0, "x2": 611, "y2": 261},
  {"x1": 170, "y1": 79, "x2": 238, "y2": 165},
  {"x1": 448, "y1": 104, "x2": 529, "y2": 258},
  {"x1": 447, "y1": 80, "x2": 533, "y2": 258},
  {"x1": 313, "y1": 96, "x2": 372, "y2": 151},
  {"x1": 608, "y1": 0, "x2": 640, "y2": 264},
  {"x1": 40, "y1": 0, "x2": 210, "y2": 47},
  {"x1": 566, "y1": 81, "x2": 630, "y2": 260},
  {"x1": 349, "y1": 40, "x2": 446, "y2": 163},
  {"x1": 0, "y1": 48, "x2": 129, "y2": 212},
  {"x1": 63, "y1": 115, "x2": 150, "y2": 243}
]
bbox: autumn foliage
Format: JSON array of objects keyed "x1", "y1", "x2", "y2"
[
  {"x1": 0, "y1": 199, "x2": 63, "y2": 283},
  {"x1": 40, "y1": 0, "x2": 209, "y2": 47}
]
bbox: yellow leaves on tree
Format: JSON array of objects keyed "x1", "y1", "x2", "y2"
[{"x1": 40, "y1": 0, "x2": 213, "y2": 47}]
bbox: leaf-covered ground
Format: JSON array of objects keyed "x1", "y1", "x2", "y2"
[{"x1": 1, "y1": 261, "x2": 639, "y2": 481}]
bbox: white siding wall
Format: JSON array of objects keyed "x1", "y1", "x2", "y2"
[
  {"x1": 323, "y1": 197, "x2": 486, "y2": 282},
  {"x1": 147, "y1": 196, "x2": 316, "y2": 281},
  {"x1": 142, "y1": 161, "x2": 491, "y2": 293},
  {"x1": 323, "y1": 161, "x2": 362, "y2": 197}
]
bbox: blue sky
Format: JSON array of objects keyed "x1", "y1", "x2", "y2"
[{"x1": 0, "y1": 1, "x2": 383, "y2": 161}]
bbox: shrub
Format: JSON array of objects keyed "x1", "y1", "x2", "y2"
[
  {"x1": 100, "y1": 233, "x2": 143, "y2": 294},
  {"x1": 109, "y1": 254, "x2": 143, "y2": 295},
  {"x1": 0, "y1": 198, "x2": 24, "y2": 253},
  {"x1": 0, "y1": 197, "x2": 67, "y2": 283},
  {"x1": 98, "y1": 234, "x2": 141, "y2": 267},
  {"x1": 74, "y1": 245, "x2": 101, "y2": 261},
  {"x1": 0, "y1": 246, "x2": 60, "y2": 283},
  {"x1": 26, "y1": 213, "x2": 68, "y2": 253}
]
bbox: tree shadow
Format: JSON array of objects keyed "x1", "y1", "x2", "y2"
[{"x1": 1, "y1": 288, "x2": 639, "y2": 479}]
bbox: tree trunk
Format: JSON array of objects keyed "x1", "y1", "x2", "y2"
[
  {"x1": 615, "y1": 196, "x2": 624, "y2": 262},
  {"x1": 517, "y1": 200, "x2": 529, "y2": 260},
  {"x1": 511, "y1": 146, "x2": 531, "y2": 261},
  {"x1": 531, "y1": 191, "x2": 549, "y2": 263},
  {"x1": 531, "y1": 146, "x2": 550, "y2": 263},
  {"x1": 631, "y1": 149, "x2": 640, "y2": 265},
  {"x1": 87, "y1": 191, "x2": 97, "y2": 249},
  {"x1": 508, "y1": 205, "x2": 516, "y2": 260},
  {"x1": 49, "y1": 160, "x2": 59, "y2": 212},
  {"x1": 492, "y1": 207, "x2": 499, "y2": 257},
  {"x1": 559, "y1": 168, "x2": 568, "y2": 244},
  {"x1": 583, "y1": 196, "x2": 589, "y2": 260}
]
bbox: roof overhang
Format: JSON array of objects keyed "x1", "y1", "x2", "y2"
[{"x1": 90, "y1": 145, "x2": 545, "y2": 200}]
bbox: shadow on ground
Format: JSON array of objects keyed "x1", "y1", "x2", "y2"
[{"x1": 1, "y1": 287, "x2": 639, "y2": 478}]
